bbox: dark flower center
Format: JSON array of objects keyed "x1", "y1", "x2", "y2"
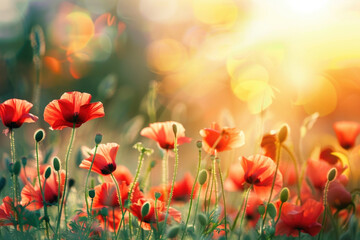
[{"x1": 101, "y1": 163, "x2": 116, "y2": 175}]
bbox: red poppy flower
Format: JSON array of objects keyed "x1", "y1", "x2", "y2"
[
  {"x1": 140, "y1": 121, "x2": 191, "y2": 150},
  {"x1": 104, "y1": 165, "x2": 133, "y2": 186},
  {"x1": 200, "y1": 122, "x2": 245, "y2": 155},
  {"x1": 92, "y1": 182, "x2": 143, "y2": 209},
  {"x1": 149, "y1": 173, "x2": 198, "y2": 202},
  {"x1": 327, "y1": 180, "x2": 352, "y2": 210},
  {"x1": 275, "y1": 199, "x2": 324, "y2": 237},
  {"x1": 225, "y1": 154, "x2": 283, "y2": 200},
  {"x1": 80, "y1": 143, "x2": 119, "y2": 176},
  {"x1": 319, "y1": 146, "x2": 339, "y2": 165},
  {"x1": 19, "y1": 164, "x2": 49, "y2": 185},
  {"x1": 130, "y1": 197, "x2": 181, "y2": 230},
  {"x1": 0, "y1": 196, "x2": 20, "y2": 226},
  {"x1": 0, "y1": 99, "x2": 38, "y2": 133},
  {"x1": 44, "y1": 91, "x2": 105, "y2": 130},
  {"x1": 333, "y1": 121, "x2": 360, "y2": 149},
  {"x1": 21, "y1": 169, "x2": 65, "y2": 211}
]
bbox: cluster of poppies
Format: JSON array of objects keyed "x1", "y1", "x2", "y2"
[{"x1": 0, "y1": 91, "x2": 358, "y2": 240}]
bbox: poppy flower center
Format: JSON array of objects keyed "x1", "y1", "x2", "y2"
[
  {"x1": 73, "y1": 112, "x2": 79, "y2": 123},
  {"x1": 101, "y1": 163, "x2": 116, "y2": 175}
]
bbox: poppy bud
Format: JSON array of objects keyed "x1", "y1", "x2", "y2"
[
  {"x1": 196, "y1": 141, "x2": 202, "y2": 149},
  {"x1": 186, "y1": 225, "x2": 195, "y2": 233},
  {"x1": 141, "y1": 201, "x2": 150, "y2": 218},
  {"x1": 155, "y1": 192, "x2": 161, "y2": 199},
  {"x1": 197, "y1": 213, "x2": 208, "y2": 226},
  {"x1": 172, "y1": 123, "x2": 177, "y2": 137},
  {"x1": 100, "y1": 208, "x2": 108, "y2": 216},
  {"x1": 95, "y1": 133, "x2": 103, "y2": 145},
  {"x1": 53, "y1": 157, "x2": 61, "y2": 171},
  {"x1": 44, "y1": 167, "x2": 52, "y2": 179},
  {"x1": 258, "y1": 205, "x2": 265, "y2": 215},
  {"x1": 327, "y1": 168, "x2": 337, "y2": 182},
  {"x1": 198, "y1": 169, "x2": 208, "y2": 185},
  {"x1": 21, "y1": 157, "x2": 27, "y2": 167},
  {"x1": 68, "y1": 178, "x2": 75, "y2": 189},
  {"x1": 267, "y1": 203, "x2": 277, "y2": 219},
  {"x1": 13, "y1": 161, "x2": 21, "y2": 176},
  {"x1": 278, "y1": 124, "x2": 289, "y2": 143},
  {"x1": 34, "y1": 129, "x2": 45, "y2": 143},
  {"x1": 89, "y1": 189, "x2": 95, "y2": 199},
  {"x1": 0, "y1": 177, "x2": 6, "y2": 193},
  {"x1": 280, "y1": 188, "x2": 289, "y2": 203},
  {"x1": 150, "y1": 160, "x2": 156, "y2": 168},
  {"x1": 167, "y1": 225, "x2": 181, "y2": 238}
]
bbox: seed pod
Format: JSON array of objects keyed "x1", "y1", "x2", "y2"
[
  {"x1": 280, "y1": 188, "x2": 289, "y2": 203},
  {"x1": 95, "y1": 133, "x2": 103, "y2": 145},
  {"x1": 53, "y1": 157, "x2": 61, "y2": 171},
  {"x1": 327, "y1": 168, "x2": 337, "y2": 182},
  {"x1": 34, "y1": 129, "x2": 45, "y2": 143},
  {"x1": 198, "y1": 169, "x2": 208, "y2": 185},
  {"x1": 89, "y1": 189, "x2": 95, "y2": 199},
  {"x1": 267, "y1": 203, "x2": 277, "y2": 219},
  {"x1": 44, "y1": 167, "x2": 52, "y2": 179}
]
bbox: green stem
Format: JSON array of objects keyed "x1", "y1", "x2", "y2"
[
  {"x1": 217, "y1": 161, "x2": 228, "y2": 240},
  {"x1": 42, "y1": 179, "x2": 50, "y2": 239},
  {"x1": 55, "y1": 126, "x2": 76, "y2": 238},
  {"x1": 206, "y1": 168, "x2": 214, "y2": 213},
  {"x1": 129, "y1": 150, "x2": 146, "y2": 200},
  {"x1": 181, "y1": 147, "x2": 202, "y2": 240},
  {"x1": 111, "y1": 173, "x2": 125, "y2": 237},
  {"x1": 282, "y1": 145, "x2": 301, "y2": 204},
  {"x1": 232, "y1": 185, "x2": 252, "y2": 230},
  {"x1": 162, "y1": 150, "x2": 169, "y2": 201},
  {"x1": 212, "y1": 157, "x2": 218, "y2": 208},
  {"x1": 163, "y1": 133, "x2": 179, "y2": 235},
  {"x1": 318, "y1": 179, "x2": 330, "y2": 240},
  {"x1": 9, "y1": 130, "x2": 17, "y2": 204},
  {"x1": 192, "y1": 185, "x2": 203, "y2": 226},
  {"x1": 275, "y1": 202, "x2": 283, "y2": 225},
  {"x1": 57, "y1": 171, "x2": 61, "y2": 215},
  {"x1": 84, "y1": 144, "x2": 99, "y2": 215}
]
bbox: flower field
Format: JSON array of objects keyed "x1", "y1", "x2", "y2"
[{"x1": 1, "y1": 1, "x2": 360, "y2": 240}]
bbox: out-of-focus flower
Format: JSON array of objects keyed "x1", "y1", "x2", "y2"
[
  {"x1": 213, "y1": 224, "x2": 226, "y2": 239},
  {"x1": 19, "y1": 164, "x2": 49, "y2": 185},
  {"x1": 275, "y1": 199, "x2": 324, "y2": 237},
  {"x1": 80, "y1": 143, "x2": 119, "y2": 176},
  {"x1": 245, "y1": 194, "x2": 264, "y2": 227},
  {"x1": 104, "y1": 165, "x2": 133, "y2": 185},
  {"x1": 200, "y1": 122, "x2": 244, "y2": 155},
  {"x1": 0, "y1": 99, "x2": 38, "y2": 134},
  {"x1": 44, "y1": 91, "x2": 104, "y2": 130},
  {"x1": 21, "y1": 169, "x2": 65, "y2": 210},
  {"x1": 327, "y1": 180, "x2": 352, "y2": 210},
  {"x1": 0, "y1": 196, "x2": 23, "y2": 226},
  {"x1": 140, "y1": 121, "x2": 191, "y2": 150},
  {"x1": 149, "y1": 173, "x2": 197, "y2": 202},
  {"x1": 130, "y1": 197, "x2": 181, "y2": 230},
  {"x1": 260, "y1": 133, "x2": 277, "y2": 160},
  {"x1": 319, "y1": 146, "x2": 340, "y2": 165},
  {"x1": 333, "y1": 121, "x2": 360, "y2": 149},
  {"x1": 225, "y1": 154, "x2": 283, "y2": 200}
]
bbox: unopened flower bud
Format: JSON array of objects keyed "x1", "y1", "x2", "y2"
[
  {"x1": 0, "y1": 177, "x2": 6, "y2": 192},
  {"x1": 44, "y1": 167, "x2": 52, "y2": 179},
  {"x1": 68, "y1": 178, "x2": 75, "y2": 189},
  {"x1": 198, "y1": 169, "x2": 208, "y2": 185},
  {"x1": 258, "y1": 205, "x2": 265, "y2": 215},
  {"x1": 267, "y1": 203, "x2": 277, "y2": 219},
  {"x1": 150, "y1": 160, "x2": 156, "y2": 168},
  {"x1": 100, "y1": 208, "x2": 108, "y2": 216},
  {"x1": 13, "y1": 161, "x2": 21, "y2": 176},
  {"x1": 89, "y1": 189, "x2": 95, "y2": 199},
  {"x1": 141, "y1": 201, "x2": 150, "y2": 218},
  {"x1": 197, "y1": 212, "x2": 208, "y2": 226},
  {"x1": 327, "y1": 168, "x2": 337, "y2": 182},
  {"x1": 21, "y1": 157, "x2": 27, "y2": 167},
  {"x1": 278, "y1": 124, "x2": 289, "y2": 143},
  {"x1": 53, "y1": 157, "x2": 60, "y2": 171},
  {"x1": 172, "y1": 123, "x2": 177, "y2": 137},
  {"x1": 280, "y1": 188, "x2": 289, "y2": 203},
  {"x1": 155, "y1": 192, "x2": 161, "y2": 199},
  {"x1": 196, "y1": 141, "x2": 202, "y2": 149},
  {"x1": 34, "y1": 129, "x2": 45, "y2": 143},
  {"x1": 167, "y1": 225, "x2": 181, "y2": 238},
  {"x1": 95, "y1": 133, "x2": 103, "y2": 145}
]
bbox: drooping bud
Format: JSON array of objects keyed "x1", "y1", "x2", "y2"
[
  {"x1": 13, "y1": 161, "x2": 21, "y2": 176},
  {"x1": 327, "y1": 168, "x2": 337, "y2": 182},
  {"x1": 267, "y1": 203, "x2": 277, "y2": 219},
  {"x1": 277, "y1": 124, "x2": 289, "y2": 143},
  {"x1": 198, "y1": 169, "x2": 208, "y2": 185},
  {"x1": 196, "y1": 141, "x2": 202, "y2": 149},
  {"x1": 95, "y1": 133, "x2": 103, "y2": 145},
  {"x1": 34, "y1": 129, "x2": 45, "y2": 143},
  {"x1": 167, "y1": 225, "x2": 181, "y2": 238},
  {"x1": 141, "y1": 201, "x2": 151, "y2": 218},
  {"x1": 280, "y1": 188, "x2": 289, "y2": 203},
  {"x1": 44, "y1": 167, "x2": 52, "y2": 179},
  {"x1": 21, "y1": 157, "x2": 27, "y2": 167},
  {"x1": 155, "y1": 192, "x2": 161, "y2": 199},
  {"x1": 172, "y1": 123, "x2": 178, "y2": 137},
  {"x1": 197, "y1": 213, "x2": 208, "y2": 226},
  {"x1": 89, "y1": 189, "x2": 95, "y2": 199},
  {"x1": 53, "y1": 157, "x2": 60, "y2": 171}
]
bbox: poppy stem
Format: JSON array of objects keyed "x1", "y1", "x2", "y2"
[
  {"x1": 55, "y1": 125, "x2": 76, "y2": 239},
  {"x1": 232, "y1": 185, "x2": 252, "y2": 231},
  {"x1": 42, "y1": 179, "x2": 51, "y2": 239},
  {"x1": 9, "y1": 130, "x2": 18, "y2": 205},
  {"x1": 192, "y1": 185, "x2": 203, "y2": 226},
  {"x1": 212, "y1": 156, "x2": 219, "y2": 208},
  {"x1": 129, "y1": 148, "x2": 146, "y2": 201},
  {"x1": 217, "y1": 160, "x2": 228, "y2": 240},
  {"x1": 163, "y1": 129, "x2": 179, "y2": 236},
  {"x1": 282, "y1": 145, "x2": 301, "y2": 204},
  {"x1": 206, "y1": 168, "x2": 214, "y2": 213},
  {"x1": 57, "y1": 171, "x2": 61, "y2": 216},
  {"x1": 318, "y1": 179, "x2": 330, "y2": 240},
  {"x1": 181, "y1": 145, "x2": 202, "y2": 240},
  {"x1": 110, "y1": 173, "x2": 125, "y2": 237},
  {"x1": 261, "y1": 141, "x2": 282, "y2": 234},
  {"x1": 162, "y1": 150, "x2": 169, "y2": 201},
  {"x1": 275, "y1": 202, "x2": 284, "y2": 225},
  {"x1": 84, "y1": 144, "x2": 99, "y2": 216}
]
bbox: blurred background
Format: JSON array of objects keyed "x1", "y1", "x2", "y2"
[{"x1": 1, "y1": 0, "x2": 360, "y2": 184}]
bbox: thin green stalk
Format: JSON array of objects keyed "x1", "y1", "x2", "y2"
[
  {"x1": 129, "y1": 212, "x2": 133, "y2": 239},
  {"x1": 141, "y1": 161, "x2": 153, "y2": 191},
  {"x1": 9, "y1": 130, "x2": 17, "y2": 204},
  {"x1": 55, "y1": 125, "x2": 76, "y2": 238},
  {"x1": 275, "y1": 202, "x2": 283, "y2": 225},
  {"x1": 163, "y1": 133, "x2": 179, "y2": 235},
  {"x1": 212, "y1": 157, "x2": 218, "y2": 208},
  {"x1": 217, "y1": 160, "x2": 228, "y2": 240},
  {"x1": 232, "y1": 185, "x2": 252, "y2": 230},
  {"x1": 84, "y1": 144, "x2": 99, "y2": 215},
  {"x1": 318, "y1": 179, "x2": 330, "y2": 240},
  {"x1": 181, "y1": 147, "x2": 202, "y2": 240},
  {"x1": 42, "y1": 179, "x2": 50, "y2": 239},
  {"x1": 57, "y1": 171, "x2": 60, "y2": 215},
  {"x1": 162, "y1": 150, "x2": 169, "y2": 201},
  {"x1": 192, "y1": 185, "x2": 203, "y2": 226},
  {"x1": 111, "y1": 173, "x2": 125, "y2": 237},
  {"x1": 206, "y1": 169, "x2": 214, "y2": 213},
  {"x1": 282, "y1": 145, "x2": 301, "y2": 203},
  {"x1": 129, "y1": 149, "x2": 146, "y2": 200}
]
